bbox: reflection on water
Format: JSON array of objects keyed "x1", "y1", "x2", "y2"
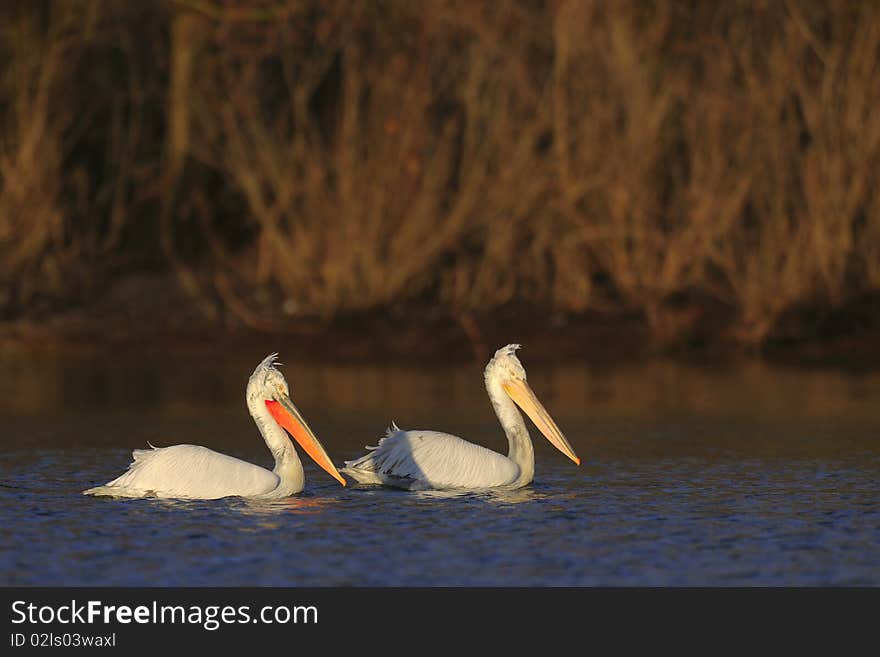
[
  {"x1": 411, "y1": 488, "x2": 547, "y2": 505},
  {"x1": 0, "y1": 346, "x2": 878, "y2": 585},
  {"x1": 234, "y1": 496, "x2": 342, "y2": 517},
  {"x1": 3, "y1": 346, "x2": 880, "y2": 422}
]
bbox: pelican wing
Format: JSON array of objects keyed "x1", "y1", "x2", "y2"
[
  {"x1": 83, "y1": 444, "x2": 280, "y2": 499},
  {"x1": 342, "y1": 426, "x2": 520, "y2": 490}
]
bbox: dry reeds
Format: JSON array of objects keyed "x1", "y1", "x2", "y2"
[
  {"x1": 1, "y1": 1, "x2": 878, "y2": 346},
  {"x1": 0, "y1": 8, "x2": 70, "y2": 310}
]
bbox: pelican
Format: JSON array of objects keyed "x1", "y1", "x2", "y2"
[
  {"x1": 341, "y1": 344, "x2": 580, "y2": 490},
  {"x1": 83, "y1": 354, "x2": 346, "y2": 499}
]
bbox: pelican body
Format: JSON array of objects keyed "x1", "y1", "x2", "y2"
[
  {"x1": 83, "y1": 354, "x2": 346, "y2": 499},
  {"x1": 341, "y1": 344, "x2": 580, "y2": 490}
]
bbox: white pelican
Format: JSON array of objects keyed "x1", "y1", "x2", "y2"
[
  {"x1": 341, "y1": 344, "x2": 580, "y2": 490},
  {"x1": 83, "y1": 354, "x2": 346, "y2": 499}
]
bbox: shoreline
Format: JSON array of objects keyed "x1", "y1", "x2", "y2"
[{"x1": 2, "y1": 305, "x2": 878, "y2": 371}]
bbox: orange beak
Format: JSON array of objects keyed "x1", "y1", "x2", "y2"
[
  {"x1": 502, "y1": 379, "x2": 581, "y2": 466},
  {"x1": 265, "y1": 397, "x2": 346, "y2": 486}
]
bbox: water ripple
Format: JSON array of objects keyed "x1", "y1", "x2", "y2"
[{"x1": 0, "y1": 449, "x2": 877, "y2": 585}]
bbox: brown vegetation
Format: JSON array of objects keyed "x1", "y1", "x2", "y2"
[{"x1": 1, "y1": 1, "x2": 878, "y2": 348}]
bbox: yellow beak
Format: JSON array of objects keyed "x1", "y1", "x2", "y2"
[
  {"x1": 265, "y1": 396, "x2": 347, "y2": 486},
  {"x1": 502, "y1": 379, "x2": 581, "y2": 466}
]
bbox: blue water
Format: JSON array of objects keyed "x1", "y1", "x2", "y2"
[{"x1": 0, "y1": 350, "x2": 878, "y2": 585}]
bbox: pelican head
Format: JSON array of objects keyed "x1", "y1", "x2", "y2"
[
  {"x1": 248, "y1": 353, "x2": 346, "y2": 486},
  {"x1": 485, "y1": 344, "x2": 581, "y2": 466},
  {"x1": 247, "y1": 353, "x2": 293, "y2": 402}
]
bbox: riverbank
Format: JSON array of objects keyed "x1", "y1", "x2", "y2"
[
  {"x1": 4, "y1": 3, "x2": 880, "y2": 360},
  {"x1": 2, "y1": 273, "x2": 878, "y2": 371}
]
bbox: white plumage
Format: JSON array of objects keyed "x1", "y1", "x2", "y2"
[
  {"x1": 83, "y1": 354, "x2": 346, "y2": 499},
  {"x1": 341, "y1": 344, "x2": 581, "y2": 491},
  {"x1": 87, "y1": 445, "x2": 283, "y2": 499},
  {"x1": 343, "y1": 428, "x2": 521, "y2": 490}
]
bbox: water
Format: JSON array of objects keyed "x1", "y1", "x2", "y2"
[{"x1": 1, "y1": 346, "x2": 878, "y2": 585}]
